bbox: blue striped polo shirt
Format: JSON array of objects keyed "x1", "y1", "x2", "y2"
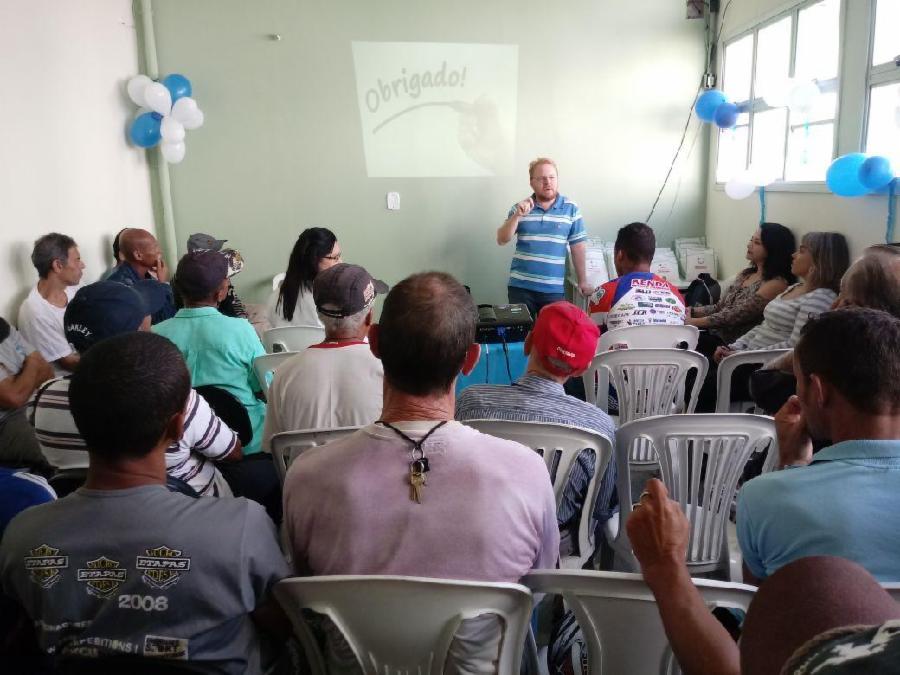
[{"x1": 508, "y1": 194, "x2": 587, "y2": 294}]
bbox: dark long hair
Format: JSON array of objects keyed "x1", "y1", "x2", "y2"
[
  {"x1": 276, "y1": 227, "x2": 337, "y2": 321},
  {"x1": 743, "y1": 222, "x2": 796, "y2": 284}
]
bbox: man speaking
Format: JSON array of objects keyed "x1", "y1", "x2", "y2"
[{"x1": 497, "y1": 157, "x2": 592, "y2": 318}]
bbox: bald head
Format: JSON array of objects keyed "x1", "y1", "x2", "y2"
[
  {"x1": 375, "y1": 272, "x2": 477, "y2": 396},
  {"x1": 119, "y1": 229, "x2": 163, "y2": 277}
]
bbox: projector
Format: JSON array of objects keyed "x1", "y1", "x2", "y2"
[{"x1": 476, "y1": 304, "x2": 533, "y2": 344}]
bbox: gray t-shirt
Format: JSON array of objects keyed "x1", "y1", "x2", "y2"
[
  {"x1": 0, "y1": 485, "x2": 290, "y2": 674},
  {"x1": 0, "y1": 321, "x2": 34, "y2": 424}
]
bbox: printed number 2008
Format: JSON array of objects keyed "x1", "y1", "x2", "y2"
[{"x1": 118, "y1": 594, "x2": 168, "y2": 612}]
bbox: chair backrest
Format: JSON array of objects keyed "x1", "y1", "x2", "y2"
[
  {"x1": 882, "y1": 583, "x2": 900, "y2": 603},
  {"x1": 272, "y1": 272, "x2": 286, "y2": 292},
  {"x1": 274, "y1": 575, "x2": 533, "y2": 675},
  {"x1": 263, "y1": 325, "x2": 325, "y2": 353},
  {"x1": 583, "y1": 346, "x2": 706, "y2": 417},
  {"x1": 614, "y1": 414, "x2": 776, "y2": 574},
  {"x1": 193, "y1": 385, "x2": 253, "y2": 446},
  {"x1": 716, "y1": 349, "x2": 791, "y2": 413},
  {"x1": 523, "y1": 570, "x2": 755, "y2": 675},
  {"x1": 597, "y1": 324, "x2": 699, "y2": 353},
  {"x1": 252, "y1": 351, "x2": 300, "y2": 395},
  {"x1": 461, "y1": 419, "x2": 613, "y2": 569},
  {"x1": 270, "y1": 427, "x2": 361, "y2": 482}
]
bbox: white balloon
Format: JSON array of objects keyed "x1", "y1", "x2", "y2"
[
  {"x1": 788, "y1": 80, "x2": 820, "y2": 115},
  {"x1": 143, "y1": 82, "x2": 173, "y2": 116},
  {"x1": 161, "y1": 141, "x2": 186, "y2": 164},
  {"x1": 160, "y1": 117, "x2": 186, "y2": 143},
  {"x1": 725, "y1": 176, "x2": 756, "y2": 200},
  {"x1": 760, "y1": 78, "x2": 794, "y2": 108},
  {"x1": 181, "y1": 109, "x2": 204, "y2": 130},
  {"x1": 171, "y1": 97, "x2": 199, "y2": 124},
  {"x1": 746, "y1": 164, "x2": 778, "y2": 187},
  {"x1": 126, "y1": 75, "x2": 152, "y2": 107}
]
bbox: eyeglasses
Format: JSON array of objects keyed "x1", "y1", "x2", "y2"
[{"x1": 323, "y1": 253, "x2": 342, "y2": 261}]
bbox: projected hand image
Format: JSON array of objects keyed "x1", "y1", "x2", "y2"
[{"x1": 372, "y1": 96, "x2": 510, "y2": 174}]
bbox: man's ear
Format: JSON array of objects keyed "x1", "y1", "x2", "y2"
[
  {"x1": 523, "y1": 331, "x2": 533, "y2": 356},
  {"x1": 810, "y1": 373, "x2": 829, "y2": 410},
  {"x1": 165, "y1": 409, "x2": 187, "y2": 445},
  {"x1": 368, "y1": 323, "x2": 381, "y2": 359},
  {"x1": 364, "y1": 309, "x2": 374, "y2": 327},
  {"x1": 461, "y1": 343, "x2": 481, "y2": 376},
  {"x1": 216, "y1": 279, "x2": 229, "y2": 302}
]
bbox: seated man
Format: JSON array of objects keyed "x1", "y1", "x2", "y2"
[
  {"x1": 262, "y1": 263, "x2": 385, "y2": 450},
  {"x1": 589, "y1": 222, "x2": 685, "y2": 333},
  {"x1": 0, "y1": 318, "x2": 54, "y2": 469},
  {"x1": 33, "y1": 281, "x2": 242, "y2": 496},
  {"x1": 106, "y1": 228, "x2": 175, "y2": 324},
  {"x1": 627, "y1": 479, "x2": 900, "y2": 675},
  {"x1": 283, "y1": 271, "x2": 558, "y2": 672},
  {"x1": 0, "y1": 332, "x2": 290, "y2": 673},
  {"x1": 17, "y1": 233, "x2": 85, "y2": 374},
  {"x1": 153, "y1": 250, "x2": 267, "y2": 455},
  {"x1": 738, "y1": 307, "x2": 900, "y2": 584},
  {"x1": 456, "y1": 301, "x2": 615, "y2": 557},
  {"x1": 186, "y1": 232, "x2": 249, "y2": 319}
]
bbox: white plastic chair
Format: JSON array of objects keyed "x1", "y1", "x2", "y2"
[
  {"x1": 612, "y1": 414, "x2": 776, "y2": 579},
  {"x1": 523, "y1": 570, "x2": 755, "y2": 675},
  {"x1": 270, "y1": 427, "x2": 361, "y2": 483},
  {"x1": 582, "y1": 348, "x2": 706, "y2": 421},
  {"x1": 274, "y1": 575, "x2": 533, "y2": 675},
  {"x1": 883, "y1": 583, "x2": 900, "y2": 602},
  {"x1": 263, "y1": 325, "x2": 325, "y2": 353},
  {"x1": 252, "y1": 351, "x2": 299, "y2": 396},
  {"x1": 272, "y1": 272, "x2": 286, "y2": 291},
  {"x1": 462, "y1": 420, "x2": 613, "y2": 569},
  {"x1": 715, "y1": 349, "x2": 791, "y2": 413},
  {"x1": 597, "y1": 324, "x2": 699, "y2": 353}
]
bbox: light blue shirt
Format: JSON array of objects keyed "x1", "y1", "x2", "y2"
[
  {"x1": 737, "y1": 440, "x2": 900, "y2": 582},
  {"x1": 152, "y1": 307, "x2": 266, "y2": 454},
  {"x1": 508, "y1": 194, "x2": 586, "y2": 294}
]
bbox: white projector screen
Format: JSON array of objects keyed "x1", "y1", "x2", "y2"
[{"x1": 352, "y1": 41, "x2": 519, "y2": 178}]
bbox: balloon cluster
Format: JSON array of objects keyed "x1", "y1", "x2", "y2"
[
  {"x1": 695, "y1": 90, "x2": 741, "y2": 129},
  {"x1": 725, "y1": 165, "x2": 779, "y2": 200},
  {"x1": 826, "y1": 154, "x2": 895, "y2": 197},
  {"x1": 126, "y1": 74, "x2": 204, "y2": 164}
]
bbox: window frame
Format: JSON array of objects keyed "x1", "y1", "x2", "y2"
[
  {"x1": 863, "y1": 0, "x2": 900, "y2": 157},
  {"x1": 715, "y1": 0, "x2": 844, "y2": 191}
]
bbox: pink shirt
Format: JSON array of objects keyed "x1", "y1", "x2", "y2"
[{"x1": 284, "y1": 421, "x2": 559, "y2": 580}]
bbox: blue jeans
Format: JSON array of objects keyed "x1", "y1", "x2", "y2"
[{"x1": 507, "y1": 286, "x2": 564, "y2": 321}]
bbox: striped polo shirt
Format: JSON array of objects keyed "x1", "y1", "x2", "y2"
[{"x1": 508, "y1": 194, "x2": 587, "y2": 294}]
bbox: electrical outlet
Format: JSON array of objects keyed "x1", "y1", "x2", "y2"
[{"x1": 387, "y1": 192, "x2": 400, "y2": 210}]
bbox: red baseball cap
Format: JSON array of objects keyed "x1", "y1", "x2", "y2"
[{"x1": 530, "y1": 301, "x2": 600, "y2": 376}]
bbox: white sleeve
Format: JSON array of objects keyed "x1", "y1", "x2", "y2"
[
  {"x1": 18, "y1": 303, "x2": 73, "y2": 364},
  {"x1": 183, "y1": 389, "x2": 239, "y2": 461}
]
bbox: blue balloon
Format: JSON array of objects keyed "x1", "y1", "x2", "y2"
[
  {"x1": 130, "y1": 112, "x2": 162, "y2": 148},
  {"x1": 162, "y1": 73, "x2": 192, "y2": 103},
  {"x1": 826, "y1": 153, "x2": 869, "y2": 197},
  {"x1": 696, "y1": 90, "x2": 728, "y2": 122},
  {"x1": 714, "y1": 102, "x2": 740, "y2": 129},
  {"x1": 858, "y1": 156, "x2": 895, "y2": 191}
]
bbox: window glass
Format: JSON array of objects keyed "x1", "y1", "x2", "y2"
[{"x1": 872, "y1": 0, "x2": 900, "y2": 67}]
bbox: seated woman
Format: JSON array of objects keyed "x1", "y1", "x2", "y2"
[
  {"x1": 687, "y1": 223, "x2": 796, "y2": 411},
  {"x1": 714, "y1": 232, "x2": 849, "y2": 362},
  {"x1": 751, "y1": 243, "x2": 900, "y2": 414},
  {"x1": 266, "y1": 227, "x2": 341, "y2": 329}
]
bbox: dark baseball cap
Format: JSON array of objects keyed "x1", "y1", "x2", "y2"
[
  {"x1": 313, "y1": 263, "x2": 388, "y2": 318},
  {"x1": 175, "y1": 250, "x2": 228, "y2": 300},
  {"x1": 187, "y1": 232, "x2": 227, "y2": 252},
  {"x1": 64, "y1": 280, "x2": 167, "y2": 352}
]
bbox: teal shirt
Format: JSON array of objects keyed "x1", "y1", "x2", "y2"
[
  {"x1": 153, "y1": 307, "x2": 266, "y2": 454},
  {"x1": 737, "y1": 440, "x2": 900, "y2": 582}
]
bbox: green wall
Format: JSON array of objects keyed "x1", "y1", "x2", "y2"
[{"x1": 145, "y1": 0, "x2": 708, "y2": 304}]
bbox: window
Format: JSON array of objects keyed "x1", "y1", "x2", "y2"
[
  {"x1": 865, "y1": 0, "x2": 900, "y2": 176},
  {"x1": 716, "y1": 0, "x2": 841, "y2": 184}
]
